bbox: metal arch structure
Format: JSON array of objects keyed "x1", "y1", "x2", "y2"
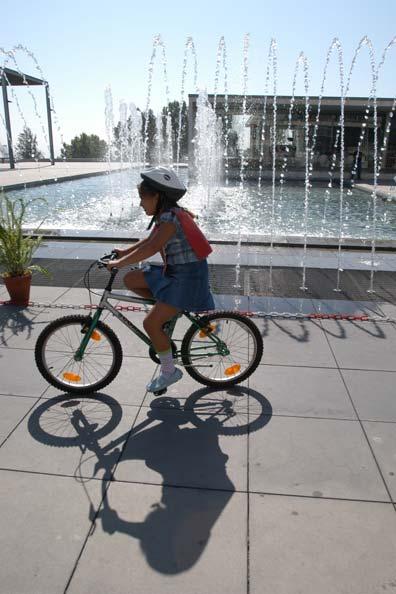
[{"x1": 1, "y1": 66, "x2": 55, "y2": 169}]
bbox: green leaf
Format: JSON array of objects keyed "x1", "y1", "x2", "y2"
[{"x1": 0, "y1": 192, "x2": 49, "y2": 278}]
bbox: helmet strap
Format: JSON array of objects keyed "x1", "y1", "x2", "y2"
[{"x1": 146, "y1": 194, "x2": 164, "y2": 230}]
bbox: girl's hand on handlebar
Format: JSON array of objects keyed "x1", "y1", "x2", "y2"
[
  {"x1": 106, "y1": 259, "x2": 121, "y2": 272},
  {"x1": 113, "y1": 248, "x2": 128, "y2": 258}
]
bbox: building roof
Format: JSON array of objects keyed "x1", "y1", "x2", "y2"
[
  {"x1": 188, "y1": 94, "x2": 395, "y2": 110},
  {"x1": 0, "y1": 67, "x2": 47, "y2": 86}
]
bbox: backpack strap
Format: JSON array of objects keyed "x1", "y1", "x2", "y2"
[{"x1": 172, "y1": 207, "x2": 212, "y2": 259}]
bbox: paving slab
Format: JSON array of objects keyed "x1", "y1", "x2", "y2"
[
  {"x1": 51, "y1": 286, "x2": 105, "y2": 306},
  {"x1": 0, "y1": 394, "x2": 39, "y2": 443},
  {"x1": 0, "y1": 302, "x2": 49, "y2": 347},
  {"x1": 141, "y1": 355, "x2": 250, "y2": 404},
  {"x1": 100, "y1": 310, "x2": 154, "y2": 358},
  {"x1": 35, "y1": 241, "x2": 83, "y2": 259},
  {"x1": 312, "y1": 298, "x2": 384, "y2": 316},
  {"x1": 0, "y1": 348, "x2": 48, "y2": 397},
  {"x1": 26, "y1": 285, "x2": 70, "y2": 303},
  {"x1": 249, "y1": 415, "x2": 389, "y2": 501},
  {"x1": 2, "y1": 274, "x2": 396, "y2": 594},
  {"x1": 363, "y1": 421, "x2": 396, "y2": 501},
  {"x1": 2, "y1": 298, "x2": 118, "y2": 350},
  {"x1": 0, "y1": 394, "x2": 140, "y2": 479},
  {"x1": 248, "y1": 295, "x2": 315, "y2": 314},
  {"x1": 377, "y1": 301, "x2": 396, "y2": 319},
  {"x1": 258, "y1": 318, "x2": 336, "y2": 368},
  {"x1": 114, "y1": 404, "x2": 248, "y2": 491},
  {"x1": 0, "y1": 469, "x2": 103, "y2": 594},
  {"x1": 0, "y1": 160, "x2": 127, "y2": 189},
  {"x1": 0, "y1": 286, "x2": 70, "y2": 346},
  {"x1": 341, "y1": 369, "x2": 396, "y2": 422},
  {"x1": 2, "y1": 306, "x2": 80, "y2": 349},
  {"x1": 248, "y1": 365, "x2": 357, "y2": 420},
  {"x1": 249, "y1": 494, "x2": 396, "y2": 594},
  {"x1": 321, "y1": 320, "x2": 396, "y2": 370},
  {"x1": 38, "y1": 357, "x2": 155, "y2": 406},
  {"x1": 66, "y1": 482, "x2": 246, "y2": 594}
]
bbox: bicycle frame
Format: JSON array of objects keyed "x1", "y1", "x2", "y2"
[{"x1": 75, "y1": 270, "x2": 225, "y2": 361}]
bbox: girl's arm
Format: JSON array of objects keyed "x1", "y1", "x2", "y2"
[
  {"x1": 115, "y1": 236, "x2": 151, "y2": 257},
  {"x1": 107, "y1": 222, "x2": 176, "y2": 269}
]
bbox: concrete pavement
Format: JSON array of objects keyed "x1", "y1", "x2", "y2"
[
  {"x1": 1, "y1": 278, "x2": 396, "y2": 593},
  {"x1": 0, "y1": 161, "x2": 129, "y2": 191}
]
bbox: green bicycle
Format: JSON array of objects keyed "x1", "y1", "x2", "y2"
[{"x1": 35, "y1": 253, "x2": 263, "y2": 396}]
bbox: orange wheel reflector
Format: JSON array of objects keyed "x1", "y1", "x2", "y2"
[
  {"x1": 225, "y1": 364, "x2": 241, "y2": 376},
  {"x1": 90, "y1": 331, "x2": 101, "y2": 341},
  {"x1": 199, "y1": 323, "x2": 216, "y2": 338},
  {"x1": 62, "y1": 372, "x2": 81, "y2": 383}
]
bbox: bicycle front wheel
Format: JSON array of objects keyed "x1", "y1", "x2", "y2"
[
  {"x1": 181, "y1": 311, "x2": 263, "y2": 387},
  {"x1": 35, "y1": 315, "x2": 123, "y2": 394}
]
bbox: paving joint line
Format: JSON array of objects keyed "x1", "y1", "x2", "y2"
[
  {"x1": 6, "y1": 391, "x2": 395, "y2": 425},
  {"x1": 2, "y1": 465, "x2": 394, "y2": 507},
  {"x1": 0, "y1": 466, "x2": 394, "y2": 505},
  {"x1": 63, "y1": 377, "x2": 154, "y2": 593},
  {"x1": 320, "y1": 324, "x2": 396, "y2": 510},
  {"x1": 0, "y1": 392, "x2": 47, "y2": 451}
]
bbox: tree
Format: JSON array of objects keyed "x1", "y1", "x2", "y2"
[
  {"x1": 140, "y1": 109, "x2": 157, "y2": 163},
  {"x1": 161, "y1": 101, "x2": 188, "y2": 161},
  {"x1": 112, "y1": 101, "x2": 190, "y2": 165},
  {"x1": 61, "y1": 133, "x2": 107, "y2": 159},
  {"x1": 16, "y1": 127, "x2": 43, "y2": 160}
]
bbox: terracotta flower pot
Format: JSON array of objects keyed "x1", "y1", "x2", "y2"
[{"x1": 3, "y1": 272, "x2": 32, "y2": 306}]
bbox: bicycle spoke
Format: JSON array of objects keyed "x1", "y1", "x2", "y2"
[
  {"x1": 40, "y1": 321, "x2": 116, "y2": 389},
  {"x1": 184, "y1": 315, "x2": 259, "y2": 384}
]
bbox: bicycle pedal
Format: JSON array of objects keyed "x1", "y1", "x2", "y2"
[{"x1": 154, "y1": 388, "x2": 167, "y2": 396}]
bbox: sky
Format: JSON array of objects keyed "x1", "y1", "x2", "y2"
[{"x1": 1, "y1": 0, "x2": 396, "y2": 156}]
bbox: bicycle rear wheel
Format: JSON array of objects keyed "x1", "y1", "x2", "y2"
[
  {"x1": 181, "y1": 311, "x2": 263, "y2": 387},
  {"x1": 35, "y1": 315, "x2": 123, "y2": 394}
]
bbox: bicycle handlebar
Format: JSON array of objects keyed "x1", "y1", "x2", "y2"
[{"x1": 97, "y1": 251, "x2": 119, "y2": 271}]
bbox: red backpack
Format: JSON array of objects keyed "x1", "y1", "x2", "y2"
[{"x1": 172, "y1": 208, "x2": 212, "y2": 260}]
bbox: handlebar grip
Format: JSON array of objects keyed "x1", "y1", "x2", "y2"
[{"x1": 98, "y1": 251, "x2": 119, "y2": 266}]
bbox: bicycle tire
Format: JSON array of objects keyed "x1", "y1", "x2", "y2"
[
  {"x1": 28, "y1": 393, "x2": 123, "y2": 448},
  {"x1": 185, "y1": 386, "x2": 272, "y2": 436},
  {"x1": 35, "y1": 315, "x2": 123, "y2": 395},
  {"x1": 181, "y1": 311, "x2": 263, "y2": 387}
]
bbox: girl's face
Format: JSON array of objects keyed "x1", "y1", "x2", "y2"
[{"x1": 138, "y1": 190, "x2": 159, "y2": 216}]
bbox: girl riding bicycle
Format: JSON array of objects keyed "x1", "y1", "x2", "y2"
[{"x1": 107, "y1": 167, "x2": 215, "y2": 393}]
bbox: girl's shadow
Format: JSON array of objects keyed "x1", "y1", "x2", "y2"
[
  {"x1": 94, "y1": 387, "x2": 272, "y2": 574},
  {"x1": 28, "y1": 387, "x2": 271, "y2": 574},
  {"x1": 97, "y1": 402, "x2": 234, "y2": 573}
]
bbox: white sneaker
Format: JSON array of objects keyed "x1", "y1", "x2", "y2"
[{"x1": 146, "y1": 368, "x2": 183, "y2": 393}]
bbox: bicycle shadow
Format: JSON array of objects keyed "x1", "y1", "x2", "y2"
[
  {"x1": 98, "y1": 405, "x2": 234, "y2": 573},
  {"x1": 97, "y1": 387, "x2": 272, "y2": 573},
  {"x1": 28, "y1": 386, "x2": 272, "y2": 575}
]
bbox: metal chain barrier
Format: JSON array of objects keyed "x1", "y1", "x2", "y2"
[{"x1": 0, "y1": 299, "x2": 394, "y2": 323}]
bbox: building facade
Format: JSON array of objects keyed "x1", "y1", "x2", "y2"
[{"x1": 188, "y1": 94, "x2": 396, "y2": 181}]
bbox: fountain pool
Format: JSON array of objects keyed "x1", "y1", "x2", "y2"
[{"x1": 5, "y1": 168, "x2": 396, "y2": 241}]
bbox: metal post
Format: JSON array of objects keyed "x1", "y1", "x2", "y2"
[
  {"x1": 1, "y1": 73, "x2": 15, "y2": 169},
  {"x1": 45, "y1": 83, "x2": 55, "y2": 165}
]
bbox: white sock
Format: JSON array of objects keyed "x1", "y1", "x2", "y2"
[{"x1": 158, "y1": 348, "x2": 175, "y2": 377}]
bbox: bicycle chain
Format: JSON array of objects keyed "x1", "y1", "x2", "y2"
[{"x1": 0, "y1": 299, "x2": 394, "y2": 323}]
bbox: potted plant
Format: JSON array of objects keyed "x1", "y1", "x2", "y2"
[{"x1": 0, "y1": 192, "x2": 50, "y2": 306}]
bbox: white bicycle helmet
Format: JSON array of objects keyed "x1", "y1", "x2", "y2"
[{"x1": 140, "y1": 166, "x2": 187, "y2": 200}]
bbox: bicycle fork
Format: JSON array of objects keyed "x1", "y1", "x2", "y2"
[{"x1": 74, "y1": 308, "x2": 104, "y2": 362}]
